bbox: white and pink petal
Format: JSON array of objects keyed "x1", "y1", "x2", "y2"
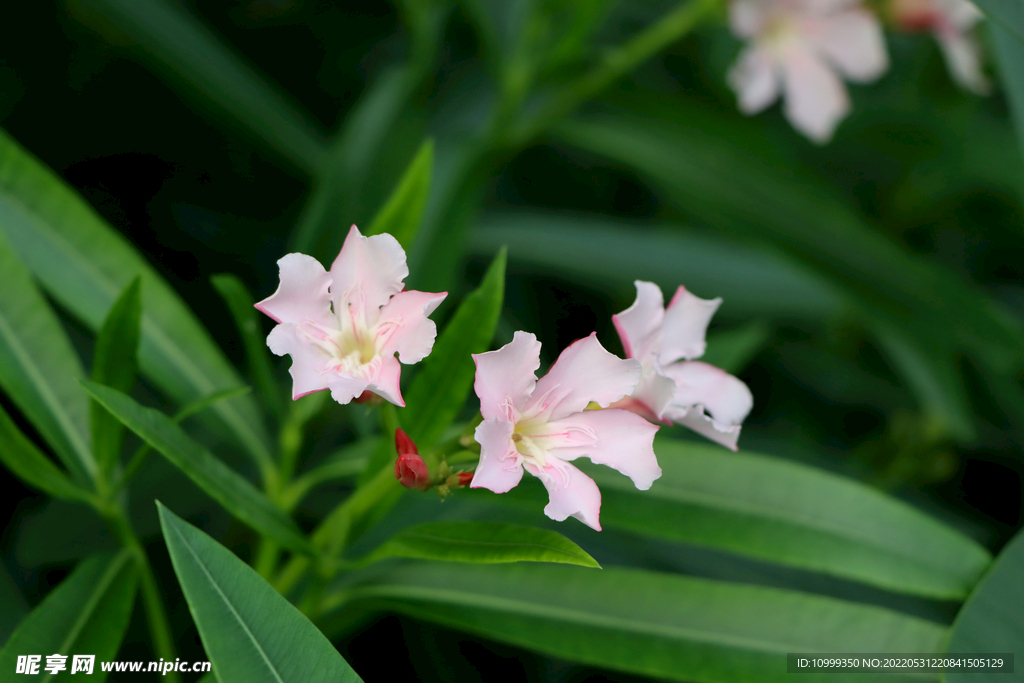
[
  {"x1": 660, "y1": 287, "x2": 721, "y2": 363},
  {"x1": 526, "y1": 460, "x2": 603, "y2": 531},
  {"x1": 329, "y1": 225, "x2": 409, "y2": 327},
  {"x1": 471, "y1": 418, "x2": 524, "y2": 494},
  {"x1": 546, "y1": 409, "x2": 661, "y2": 491},
  {"x1": 255, "y1": 253, "x2": 333, "y2": 327},
  {"x1": 661, "y1": 360, "x2": 753, "y2": 429},
  {"x1": 376, "y1": 289, "x2": 448, "y2": 364},
  {"x1": 473, "y1": 331, "x2": 542, "y2": 422},
  {"x1": 612, "y1": 280, "x2": 665, "y2": 360},
  {"x1": 266, "y1": 324, "x2": 331, "y2": 399}
]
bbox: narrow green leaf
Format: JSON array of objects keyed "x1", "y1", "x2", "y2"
[
  {"x1": 404, "y1": 248, "x2": 506, "y2": 448},
  {"x1": 0, "y1": 129, "x2": 273, "y2": 475},
  {"x1": 492, "y1": 438, "x2": 991, "y2": 599},
  {"x1": 83, "y1": 382, "x2": 312, "y2": 555},
  {"x1": 359, "y1": 521, "x2": 600, "y2": 568},
  {"x1": 0, "y1": 550, "x2": 137, "y2": 683},
  {"x1": 157, "y1": 502, "x2": 364, "y2": 683},
  {"x1": 945, "y1": 527, "x2": 1024, "y2": 681},
  {"x1": 470, "y1": 212, "x2": 845, "y2": 322},
  {"x1": 342, "y1": 562, "x2": 947, "y2": 683},
  {"x1": 0, "y1": 228, "x2": 93, "y2": 484},
  {"x1": 701, "y1": 320, "x2": 770, "y2": 374},
  {"x1": 69, "y1": 0, "x2": 326, "y2": 175},
  {"x1": 366, "y1": 138, "x2": 434, "y2": 249},
  {"x1": 0, "y1": 403, "x2": 96, "y2": 504},
  {"x1": 210, "y1": 274, "x2": 282, "y2": 419},
  {"x1": 91, "y1": 277, "x2": 141, "y2": 474},
  {"x1": 972, "y1": 0, "x2": 1024, "y2": 42},
  {"x1": 359, "y1": 248, "x2": 506, "y2": 485}
]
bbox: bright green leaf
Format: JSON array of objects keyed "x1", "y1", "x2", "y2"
[
  {"x1": 0, "y1": 129, "x2": 273, "y2": 476},
  {"x1": 91, "y1": 277, "x2": 141, "y2": 475},
  {"x1": 492, "y1": 438, "x2": 991, "y2": 599},
  {"x1": 210, "y1": 274, "x2": 282, "y2": 419},
  {"x1": 366, "y1": 138, "x2": 434, "y2": 249},
  {"x1": 0, "y1": 403, "x2": 95, "y2": 504},
  {"x1": 83, "y1": 382, "x2": 312, "y2": 555},
  {"x1": 358, "y1": 521, "x2": 600, "y2": 568},
  {"x1": 157, "y1": 502, "x2": 364, "y2": 683},
  {"x1": 341, "y1": 562, "x2": 947, "y2": 683},
  {"x1": 0, "y1": 550, "x2": 137, "y2": 683},
  {"x1": 945, "y1": 527, "x2": 1024, "y2": 681},
  {"x1": 0, "y1": 228, "x2": 93, "y2": 484}
]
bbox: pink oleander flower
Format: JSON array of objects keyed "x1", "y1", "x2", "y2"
[
  {"x1": 728, "y1": 0, "x2": 889, "y2": 143},
  {"x1": 470, "y1": 331, "x2": 661, "y2": 531},
  {"x1": 891, "y1": 0, "x2": 990, "y2": 94},
  {"x1": 255, "y1": 225, "x2": 447, "y2": 407},
  {"x1": 611, "y1": 281, "x2": 753, "y2": 451}
]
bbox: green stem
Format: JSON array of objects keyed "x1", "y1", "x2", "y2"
[{"x1": 503, "y1": 0, "x2": 721, "y2": 147}]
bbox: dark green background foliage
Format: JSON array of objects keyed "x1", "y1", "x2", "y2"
[{"x1": 1, "y1": 0, "x2": 1023, "y2": 680}]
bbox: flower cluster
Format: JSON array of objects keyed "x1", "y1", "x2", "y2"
[
  {"x1": 256, "y1": 230, "x2": 752, "y2": 530},
  {"x1": 728, "y1": 0, "x2": 989, "y2": 142}
]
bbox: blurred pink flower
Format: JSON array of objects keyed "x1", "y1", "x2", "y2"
[
  {"x1": 255, "y1": 225, "x2": 447, "y2": 407},
  {"x1": 612, "y1": 281, "x2": 753, "y2": 451},
  {"x1": 891, "y1": 0, "x2": 989, "y2": 94},
  {"x1": 728, "y1": 0, "x2": 889, "y2": 142},
  {"x1": 470, "y1": 331, "x2": 661, "y2": 530}
]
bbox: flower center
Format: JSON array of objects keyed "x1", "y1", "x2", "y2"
[{"x1": 298, "y1": 319, "x2": 379, "y2": 375}]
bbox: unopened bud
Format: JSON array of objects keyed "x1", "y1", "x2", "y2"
[
  {"x1": 457, "y1": 471, "x2": 474, "y2": 487},
  {"x1": 395, "y1": 427, "x2": 418, "y2": 456},
  {"x1": 395, "y1": 453, "x2": 430, "y2": 490}
]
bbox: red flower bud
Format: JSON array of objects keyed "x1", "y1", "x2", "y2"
[
  {"x1": 457, "y1": 471, "x2": 474, "y2": 487},
  {"x1": 395, "y1": 453, "x2": 430, "y2": 490},
  {"x1": 395, "y1": 428, "x2": 418, "y2": 456}
]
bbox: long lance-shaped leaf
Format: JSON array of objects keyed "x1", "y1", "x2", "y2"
[
  {"x1": 489, "y1": 438, "x2": 991, "y2": 599},
  {"x1": 0, "y1": 550, "x2": 137, "y2": 683},
  {"x1": 0, "y1": 129, "x2": 273, "y2": 475},
  {"x1": 988, "y1": 21, "x2": 1024, "y2": 162},
  {"x1": 0, "y1": 559, "x2": 28, "y2": 649},
  {"x1": 357, "y1": 521, "x2": 600, "y2": 568},
  {"x1": 945, "y1": 527, "x2": 1024, "y2": 681},
  {"x1": 339, "y1": 562, "x2": 947, "y2": 683},
  {"x1": 469, "y1": 212, "x2": 845, "y2": 322},
  {"x1": 158, "y1": 503, "x2": 364, "y2": 683},
  {"x1": 0, "y1": 227, "x2": 93, "y2": 484},
  {"x1": 70, "y1": 0, "x2": 326, "y2": 175},
  {"x1": 84, "y1": 382, "x2": 312, "y2": 555},
  {"x1": 91, "y1": 277, "x2": 141, "y2": 475},
  {"x1": 0, "y1": 403, "x2": 96, "y2": 504},
  {"x1": 366, "y1": 138, "x2": 434, "y2": 249}
]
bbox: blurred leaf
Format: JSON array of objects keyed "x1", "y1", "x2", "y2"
[
  {"x1": 556, "y1": 110, "x2": 1024, "y2": 436},
  {"x1": 291, "y1": 65, "x2": 428, "y2": 262},
  {"x1": 342, "y1": 562, "x2": 946, "y2": 683},
  {"x1": 358, "y1": 521, "x2": 600, "y2": 567},
  {"x1": 366, "y1": 138, "x2": 434, "y2": 249},
  {"x1": 989, "y1": 21, "x2": 1024, "y2": 161},
  {"x1": 0, "y1": 403, "x2": 96, "y2": 504},
  {"x1": 470, "y1": 212, "x2": 845, "y2": 322},
  {"x1": 91, "y1": 277, "x2": 141, "y2": 475},
  {"x1": 0, "y1": 228, "x2": 93, "y2": 484},
  {"x1": 0, "y1": 129, "x2": 274, "y2": 476},
  {"x1": 494, "y1": 438, "x2": 991, "y2": 599},
  {"x1": 283, "y1": 438, "x2": 379, "y2": 511},
  {"x1": 69, "y1": 0, "x2": 326, "y2": 175},
  {"x1": 84, "y1": 382, "x2": 312, "y2": 555},
  {"x1": 973, "y1": 0, "x2": 1024, "y2": 41},
  {"x1": 210, "y1": 274, "x2": 282, "y2": 419},
  {"x1": 0, "y1": 550, "x2": 137, "y2": 682},
  {"x1": 945, "y1": 527, "x2": 1024, "y2": 680},
  {"x1": 701, "y1": 320, "x2": 770, "y2": 374},
  {"x1": 158, "y1": 503, "x2": 364, "y2": 683}
]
